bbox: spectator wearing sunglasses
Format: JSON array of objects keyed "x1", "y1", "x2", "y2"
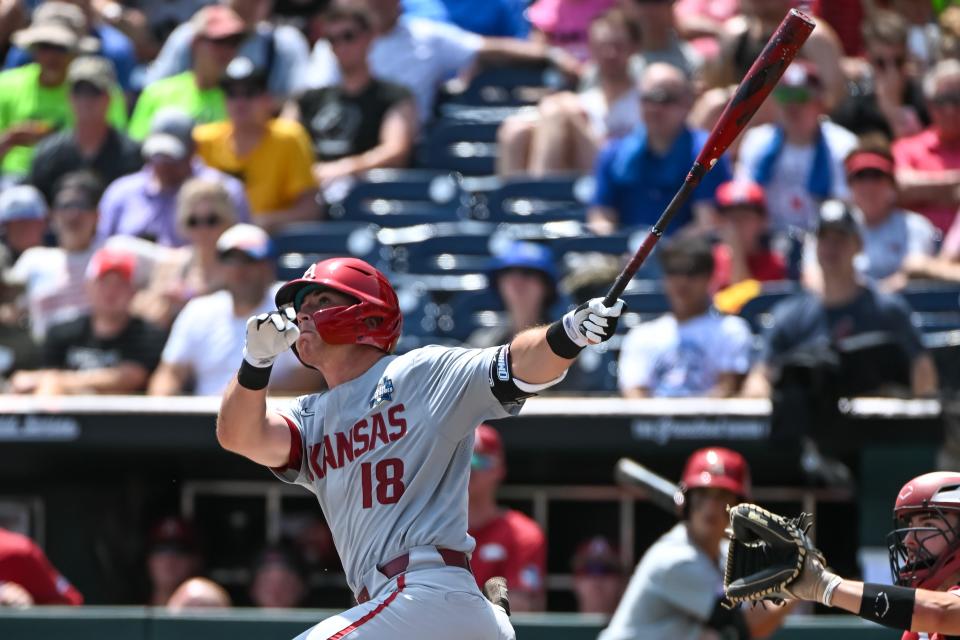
[
  {"x1": 28, "y1": 56, "x2": 142, "y2": 204},
  {"x1": 128, "y1": 6, "x2": 247, "y2": 141},
  {"x1": 194, "y1": 57, "x2": 318, "y2": 232},
  {"x1": 131, "y1": 178, "x2": 237, "y2": 329},
  {"x1": 468, "y1": 424, "x2": 547, "y2": 612},
  {"x1": 588, "y1": 62, "x2": 729, "y2": 235},
  {"x1": 893, "y1": 59, "x2": 960, "y2": 234},
  {"x1": 97, "y1": 109, "x2": 250, "y2": 247},
  {"x1": 0, "y1": 2, "x2": 128, "y2": 184},
  {"x1": 283, "y1": 5, "x2": 416, "y2": 195},
  {"x1": 736, "y1": 61, "x2": 857, "y2": 233},
  {"x1": 832, "y1": 10, "x2": 930, "y2": 142}
]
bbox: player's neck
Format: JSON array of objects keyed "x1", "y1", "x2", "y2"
[{"x1": 317, "y1": 346, "x2": 385, "y2": 388}]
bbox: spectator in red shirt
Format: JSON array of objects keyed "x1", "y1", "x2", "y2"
[
  {"x1": 0, "y1": 527, "x2": 82, "y2": 606},
  {"x1": 710, "y1": 180, "x2": 786, "y2": 293},
  {"x1": 893, "y1": 58, "x2": 960, "y2": 233},
  {"x1": 468, "y1": 423, "x2": 547, "y2": 612}
]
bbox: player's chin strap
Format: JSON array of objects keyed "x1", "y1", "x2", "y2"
[{"x1": 489, "y1": 344, "x2": 566, "y2": 404}]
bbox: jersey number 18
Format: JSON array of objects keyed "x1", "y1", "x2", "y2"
[{"x1": 360, "y1": 458, "x2": 406, "y2": 508}]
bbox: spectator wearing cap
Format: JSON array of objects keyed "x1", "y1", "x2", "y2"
[
  {"x1": 146, "y1": 516, "x2": 202, "y2": 607},
  {"x1": 710, "y1": 180, "x2": 786, "y2": 292},
  {"x1": 5, "y1": 0, "x2": 137, "y2": 93},
  {"x1": 127, "y1": 6, "x2": 247, "y2": 141},
  {"x1": 0, "y1": 526, "x2": 82, "y2": 606},
  {"x1": 571, "y1": 536, "x2": 625, "y2": 615},
  {"x1": 0, "y1": 2, "x2": 127, "y2": 182},
  {"x1": 305, "y1": 0, "x2": 581, "y2": 125},
  {"x1": 145, "y1": 0, "x2": 311, "y2": 100},
  {"x1": 249, "y1": 543, "x2": 307, "y2": 608},
  {"x1": 742, "y1": 199, "x2": 938, "y2": 399},
  {"x1": 0, "y1": 184, "x2": 47, "y2": 261},
  {"x1": 892, "y1": 59, "x2": 960, "y2": 234},
  {"x1": 149, "y1": 223, "x2": 321, "y2": 396},
  {"x1": 10, "y1": 171, "x2": 102, "y2": 339},
  {"x1": 97, "y1": 108, "x2": 250, "y2": 247},
  {"x1": 803, "y1": 145, "x2": 937, "y2": 292},
  {"x1": 468, "y1": 424, "x2": 546, "y2": 612},
  {"x1": 831, "y1": 10, "x2": 929, "y2": 142},
  {"x1": 167, "y1": 577, "x2": 231, "y2": 611},
  {"x1": 497, "y1": 9, "x2": 641, "y2": 177},
  {"x1": 194, "y1": 57, "x2": 318, "y2": 231},
  {"x1": 9, "y1": 246, "x2": 166, "y2": 395},
  {"x1": 736, "y1": 61, "x2": 858, "y2": 233},
  {"x1": 28, "y1": 56, "x2": 142, "y2": 203},
  {"x1": 618, "y1": 235, "x2": 752, "y2": 398},
  {"x1": 589, "y1": 63, "x2": 729, "y2": 236},
  {"x1": 282, "y1": 5, "x2": 417, "y2": 194},
  {"x1": 466, "y1": 241, "x2": 558, "y2": 348},
  {"x1": 131, "y1": 178, "x2": 236, "y2": 329}
]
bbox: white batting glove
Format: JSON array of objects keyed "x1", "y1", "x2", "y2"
[
  {"x1": 243, "y1": 307, "x2": 300, "y2": 368},
  {"x1": 562, "y1": 298, "x2": 624, "y2": 347}
]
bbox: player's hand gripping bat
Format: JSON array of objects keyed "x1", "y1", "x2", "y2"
[
  {"x1": 614, "y1": 457, "x2": 684, "y2": 514},
  {"x1": 603, "y1": 9, "x2": 816, "y2": 306}
]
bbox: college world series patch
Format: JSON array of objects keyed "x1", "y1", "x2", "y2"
[{"x1": 370, "y1": 376, "x2": 395, "y2": 409}]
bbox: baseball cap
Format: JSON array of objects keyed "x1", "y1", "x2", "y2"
[
  {"x1": 816, "y1": 199, "x2": 861, "y2": 237},
  {"x1": 142, "y1": 109, "x2": 196, "y2": 161},
  {"x1": 216, "y1": 223, "x2": 274, "y2": 260},
  {"x1": 774, "y1": 61, "x2": 822, "y2": 103},
  {"x1": 191, "y1": 5, "x2": 247, "y2": 41},
  {"x1": 488, "y1": 241, "x2": 558, "y2": 283},
  {"x1": 845, "y1": 150, "x2": 895, "y2": 180},
  {"x1": 85, "y1": 246, "x2": 136, "y2": 283},
  {"x1": 148, "y1": 517, "x2": 199, "y2": 554},
  {"x1": 221, "y1": 56, "x2": 268, "y2": 91},
  {"x1": 572, "y1": 537, "x2": 623, "y2": 576},
  {"x1": 67, "y1": 56, "x2": 117, "y2": 93},
  {"x1": 0, "y1": 185, "x2": 48, "y2": 223},
  {"x1": 714, "y1": 180, "x2": 766, "y2": 212}
]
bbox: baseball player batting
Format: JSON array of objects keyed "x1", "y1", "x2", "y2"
[{"x1": 217, "y1": 257, "x2": 624, "y2": 639}]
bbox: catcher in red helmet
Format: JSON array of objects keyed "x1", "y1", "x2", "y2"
[
  {"x1": 217, "y1": 256, "x2": 625, "y2": 640},
  {"x1": 601, "y1": 447, "x2": 792, "y2": 640}
]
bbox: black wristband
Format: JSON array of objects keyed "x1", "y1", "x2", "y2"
[
  {"x1": 858, "y1": 583, "x2": 916, "y2": 631},
  {"x1": 237, "y1": 360, "x2": 272, "y2": 390},
  {"x1": 546, "y1": 320, "x2": 583, "y2": 359}
]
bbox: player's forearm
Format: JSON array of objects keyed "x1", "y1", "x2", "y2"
[
  {"x1": 217, "y1": 377, "x2": 271, "y2": 454},
  {"x1": 509, "y1": 325, "x2": 574, "y2": 384},
  {"x1": 828, "y1": 579, "x2": 960, "y2": 635}
]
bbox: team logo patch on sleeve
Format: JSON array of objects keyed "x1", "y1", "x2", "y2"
[{"x1": 369, "y1": 376, "x2": 395, "y2": 408}]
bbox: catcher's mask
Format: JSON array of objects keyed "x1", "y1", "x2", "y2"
[
  {"x1": 275, "y1": 258, "x2": 402, "y2": 366},
  {"x1": 887, "y1": 472, "x2": 960, "y2": 589}
]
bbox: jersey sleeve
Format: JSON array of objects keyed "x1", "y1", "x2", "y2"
[
  {"x1": 417, "y1": 345, "x2": 520, "y2": 442},
  {"x1": 269, "y1": 395, "x2": 313, "y2": 491},
  {"x1": 2, "y1": 541, "x2": 83, "y2": 605}
]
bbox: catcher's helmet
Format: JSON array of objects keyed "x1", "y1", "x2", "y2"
[
  {"x1": 680, "y1": 447, "x2": 751, "y2": 499},
  {"x1": 275, "y1": 258, "x2": 402, "y2": 354},
  {"x1": 887, "y1": 472, "x2": 960, "y2": 589}
]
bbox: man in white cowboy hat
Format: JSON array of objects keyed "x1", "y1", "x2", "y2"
[{"x1": 0, "y1": 2, "x2": 127, "y2": 182}]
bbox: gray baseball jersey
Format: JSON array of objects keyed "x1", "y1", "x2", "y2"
[
  {"x1": 599, "y1": 523, "x2": 725, "y2": 640},
  {"x1": 271, "y1": 345, "x2": 520, "y2": 595}
]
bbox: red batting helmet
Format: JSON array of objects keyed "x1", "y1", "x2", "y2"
[
  {"x1": 887, "y1": 472, "x2": 960, "y2": 589},
  {"x1": 275, "y1": 258, "x2": 402, "y2": 354},
  {"x1": 680, "y1": 447, "x2": 751, "y2": 499}
]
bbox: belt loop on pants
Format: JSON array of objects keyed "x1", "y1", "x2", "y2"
[{"x1": 355, "y1": 547, "x2": 471, "y2": 604}]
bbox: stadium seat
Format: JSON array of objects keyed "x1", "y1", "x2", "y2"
[
  {"x1": 416, "y1": 121, "x2": 500, "y2": 175},
  {"x1": 436, "y1": 62, "x2": 570, "y2": 111},
  {"x1": 378, "y1": 221, "x2": 497, "y2": 275},
  {"x1": 328, "y1": 169, "x2": 468, "y2": 226},
  {"x1": 272, "y1": 221, "x2": 381, "y2": 281},
  {"x1": 474, "y1": 175, "x2": 594, "y2": 223},
  {"x1": 901, "y1": 283, "x2": 960, "y2": 312}
]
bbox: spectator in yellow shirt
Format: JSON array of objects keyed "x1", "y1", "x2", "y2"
[{"x1": 193, "y1": 56, "x2": 319, "y2": 232}]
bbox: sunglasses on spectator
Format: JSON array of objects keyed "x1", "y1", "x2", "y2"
[
  {"x1": 641, "y1": 89, "x2": 683, "y2": 105},
  {"x1": 931, "y1": 92, "x2": 960, "y2": 107},
  {"x1": 224, "y1": 83, "x2": 265, "y2": 99},
  {"x1": 185, "y1": 213, "x2": 223, "y2": 228},
  {"x1": 470, "y1": 453, "x2": 496, "y2": 471},
  {"x1": 218, "y1": 251, "x2": 259, "y2": 265},
  {"x1": 850, "y1": 168, "x2": 891, "y2": 182},
  {"x1": 326, "y1": 29, "x2": 362, "y2": 45},
  {"x1": 70, "y1": 81, "x2": 106, "y2": 98},
  {"x1": 870, "y1": 56, "x2": 905, "y2": 71},
  {"x1": 33, "y1": 42, "x2": 70, "y2": 55},
  {"x1": 205, "y1": 34, "x2": 246, "y2": 48}
]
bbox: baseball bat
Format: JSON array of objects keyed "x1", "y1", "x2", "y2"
[
  {"x1": 614, "y1": 457, "x2": 683, "y2": 515},
  {"x1": 602, "y1": 8, "x2": 816, "y2": 307}
]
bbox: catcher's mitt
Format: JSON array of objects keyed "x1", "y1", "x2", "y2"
[{"x1": 723, "y1": 503, "x2": 821, "y2": 605}]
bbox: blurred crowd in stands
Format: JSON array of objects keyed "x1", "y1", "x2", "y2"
[{"x1": 3, "y1": 0, "x2": 960, "y2": 617}]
